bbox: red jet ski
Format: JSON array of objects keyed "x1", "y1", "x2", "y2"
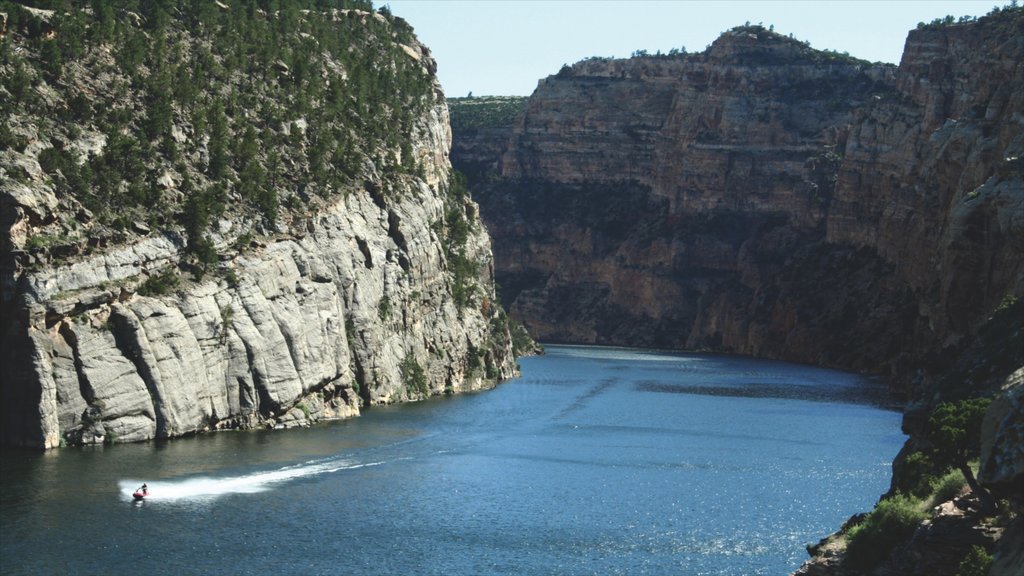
[{"x1": 133, "y1": 484, "x2": 150, "y2": 500}]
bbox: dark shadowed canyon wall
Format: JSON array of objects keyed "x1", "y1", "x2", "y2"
[
  {"x1": 457, "y1": 17, "x2": 1023, "y2": 401},
  {"x1": 453, "y1": 11, "x2": 1024, "y2": 575}
]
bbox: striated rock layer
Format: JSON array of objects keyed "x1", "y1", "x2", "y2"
[
  {"x1": 458, "y1": 11, "x2": 1024, "y2": 576},
  {"x1": 0, "y1": 6, "x2": 517, "y2": 449},
  {"x1": 3, "y1": 181, "x2": 516, "y2": 449},
  {"x1": 468, "y1": 16, "x2": 1023, "y2": 400}
]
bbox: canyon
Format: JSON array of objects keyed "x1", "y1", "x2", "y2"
[
  {"x1": 458, "y1": 17, "x2": 1022, "y2": 400},
  {"x1": 452, "y1": 9, "x2": 1023, "y2": 575}
]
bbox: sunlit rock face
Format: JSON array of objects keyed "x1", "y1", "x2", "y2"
[
  {"x1": 464, "y1": 14, "x2": 1023, "y2": 398},
  {"x1": 0, "y1": 8, "x2": 517, "y2": 449}
]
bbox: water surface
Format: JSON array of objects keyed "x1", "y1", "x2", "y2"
[{"x1": 0, "y1": 345, "x2": 903, "y2": 575}]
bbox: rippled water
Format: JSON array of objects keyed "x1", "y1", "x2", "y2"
[{"x1": 0, "y1": 345, "x2": 903, "y2": 575}]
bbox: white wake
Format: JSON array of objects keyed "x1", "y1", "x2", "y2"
[{"x1": 120, "y1": 458, "x2": 382, "y2": 502}]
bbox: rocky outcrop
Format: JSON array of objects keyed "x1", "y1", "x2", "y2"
[
  {"x1": 981, "y1": 368, "x2": 1024, "y2": 497},
  {"x1": 0, "y1": 5, "x2": 518, "y2": 449},
  {"x1": 465, "y1": 13, "x2": 1023, "y2": 399},
  {"x1": 4, "y1": 182, "x2": 513, "y2": 449},
  {"x1": 795, "y1": 494, "x2": 1003, "y2": 576},
  {"x1": 980, "y1": 369, "x2": 1024, "y2": 576}
]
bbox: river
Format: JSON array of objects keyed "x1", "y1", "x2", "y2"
[{"x1": 0, "y1": 345, "x2": 903, "y2": 575}]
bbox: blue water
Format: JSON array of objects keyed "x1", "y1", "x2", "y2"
[{"x1": 0, "y1": 345, "x2": 903, "y2": 575}]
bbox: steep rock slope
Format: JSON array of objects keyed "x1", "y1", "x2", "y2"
[
  {"x1": 468, "y1": 17, "x2": 1023, "y2": 399},
  {"x1": 0, "y1": 2, "x2": 518, "y2": 449},
  {"x1": 449, "y1": 95, "x2": 528, "y2": 184},
  {"x1": 457, "y1": 10, "x2": 1024, "y2": 575}
]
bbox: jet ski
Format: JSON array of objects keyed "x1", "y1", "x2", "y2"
[{"x1": 133, "y1": 484, "x2": 150, "y2": 500}]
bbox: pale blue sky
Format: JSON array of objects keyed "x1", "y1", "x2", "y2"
[{"x1": 385, "y1": 0, "x2": 1003, "y2": 97}]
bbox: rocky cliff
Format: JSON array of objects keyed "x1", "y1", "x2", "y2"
[
  {"x1": 0, "y1": 2, "x2": 519, "y2": 449},
  {"x1": 454, "y1": 9, "x2": 1023, "y2": 575},
  {"x1": 466, "y1": 16, "x2": 1023, "y2": 400}
]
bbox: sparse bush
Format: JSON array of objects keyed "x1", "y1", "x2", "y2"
[
  {"x1": 844, "y1": 495, "x2": 926, "y2": 571},
  {"x1": 898, "y1": 450, "x2": 941, "y2": 498},
  {"x1": 25, "y1": 234, "x2": 64, "y2": 251},
  {"x1": 510, "y1": 320, "x2": 536, "y2": 356},
  {"x1": 400, "y1": 355, "x2": 428, "y2": 396},
  {"x1": 450, "y1": 253, "x2": 479, "y2": 309},
  {"x1": 138, "y1": 270, "x2": 180, "y2": 297},
  {"x1": 219, "y1": 304, "x2": 234, "y2": 343},
  {"x1": 927, "y1": 398, "x2": 995, "y2": 510},
  {"x1": 957, "y1": 545, "x2": 993, "y2": 576},
  {"x1": 377, "y1": 296, "x2": 393, "y2": 320},
  {"x1": 930, "y1": 468, "x2": 967, "y2": 505}
]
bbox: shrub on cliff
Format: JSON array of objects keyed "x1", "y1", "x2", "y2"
[
  {"x1": 843, "y1": 494, "x2": 927, "y2": 571},
  {"x1": 926, "y1": 397, "x2": 995, "y2": 511},
  {"x1": 400, "y1": 355, "x2": 428, "y2": 397},
  {"x1": 137, "y1": 270, "x2": 181, "y2": 297},
  {"x1": 957, "y1": 545, "x2": 993, "y2": 576},
  {"x1": 929, "y1": 468, "x2": 968, "y2": 505}
]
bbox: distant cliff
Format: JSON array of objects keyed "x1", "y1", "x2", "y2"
[
  {"x1": 0, "y1": 2, "x2": 520, "y2": 449},
  {"x1": 461, "y1": 16, "x2": 1022, "y2": 401},
  {"x1": 454, "y1": 9, "x2": 1023, "y2": 575}
]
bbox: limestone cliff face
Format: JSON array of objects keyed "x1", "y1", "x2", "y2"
[
  {"x1": 468, "y1": 16, "x2": 1023, "y2": 398},
  {"x1": 0, "y1": 5, "x2": 517, "y2": 449},
  {"x1": 3, "y1": 177, "x2": 515, "y2": 449}
]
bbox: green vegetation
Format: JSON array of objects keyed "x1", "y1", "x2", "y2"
[
  {"x1": 958, "y1": 545, "x2": 994, "y2": 576},
  {"x1": 24, "y1": 233, "x2": 67, "y2": 251},
  {"x1": 630, "y1": 46, "x2": 687, "y2": 58},
  {"x1": 509, "y1": 320, "x2": 536, "y2": 357},
  {"x1": 436, "y1": 170, "x2": 481, "y2": 309},
  {"x1": 929, "y1": 468, "x2": 968, "y2": 505},
  {"x1": 219, "y1": 304, "x2": 234, "y2": 343},
  {"x1": 843, "y1": 495, "x2": 928, "y2": 571},
  {"x1": 926, "y1": 397, "x2": 994, "y2": 510},
  {"x1": 377, "y1": 295, "x2": 393, "y2": 321},
  {"x1": 1, "y1": 0, "x2": 436, "y2": 264},
  {"x1": 400, "y1": 355, "x2": 428, "y2": 397},
  {"x1": 897, "y1": 450, "x2": 963, "y2": 501},
  {"x1": 893, "y1": 396, "x2": 994, "y2": 517},
  {"x1": 137, "y1": 270, "x2": 180, "y2": 297},
  {"x1": 994, "y1": 293, "x2": 1018, "y2": 314},
  {"x1": 916, "y1": 2, "x2": 1022, "y2": 29},
  {"x1": 726, "y1": 24, "x2": 873, "y2": 65},
  {"x1": 448, "y1": 96, "x2": 528, "y2": 133}
]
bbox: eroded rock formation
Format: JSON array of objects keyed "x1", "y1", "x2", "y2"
[
  {"x1": 455, "y1": 10, "x2": 1023, "y2": 575},
  {"x1": 466, "y1": 15, "x2": 1023, "y2": 401},
  {"x1": 0, "y1": 5, "x2": 518, "y2": 449}
]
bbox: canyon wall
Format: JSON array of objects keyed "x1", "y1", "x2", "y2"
[
  {"x1": 455, "y1": 10, "x2": 1023, "y2": 575},
  {"x1": 0, "y1": 5, "x2": 518, "y2": 449},
  {"x1": 465, "y1": 15, "x2": 1023, "y2": 399}
]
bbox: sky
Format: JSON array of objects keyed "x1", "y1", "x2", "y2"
[{"x1": 385, "y1": 0, "x2": 1005, "y2": 97}]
